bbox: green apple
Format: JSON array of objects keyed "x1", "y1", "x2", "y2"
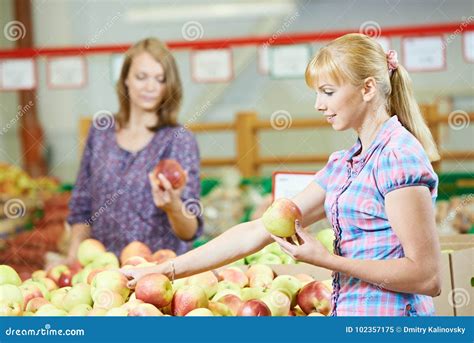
[
  {"x1": 216, "y1": 281, "x2": 242, "y2": 294},
  {"x1": 270, "y1": 275, "x2": 302, "y2": 305},
  {"x1": 244, "y1": 250, "x2": 263, "y2": 265},
  {"x1": 262, "y1": 242, "x2": 282, "y2": 256},
  {"x1": 105, "y1": 307, "x2": 129, "y2": 316},
  {"x1": 35, "y1": 304, "x2": 68, "y2": 316},
  {"x1": 279, "y1": 254, "x2": 296, "y2": 264},
  {"x1": 68, "y1": 303, "x2": 92, "y2": 316},
  {"x1": 208, "y1": 301, "x2": 233, "y2": 316},
  {"x1": 90, "y1": 252, "x2": 119, "y2": 269},
  {"x1": 257, "y1": 253, "x2": 282, "y2": 265},
  {"x1": 241, "y1": 287, "x2": 266, "y2": 301},
  {"x1": 63, "y1": 283, "x2": 92, "y2": 312},
  {"x1": 0, "y1": 284, "x2": 24, "y2": 310},
  {"x1": 185, "y1": 308, "x2": 214, "y2": 316},
  {"x1": 50, "y1": 287, "x2": 71, "y2": 309},
  {"x1": 92, "y1": 289, "x2": 124, "y2": 310},
  {"x1": 171, "y1": 277, "x2": 188, "y2": 292},
  {"x1": 77, "y1": 239, "x2": 106, "y2": 266},
  {"x1": 91, "y1": 270, "x2": 130, "y2": 301},
  {"x1": 262, "y1": 290, "x2": 291, "y2": 316},
  {"x1": 262, "y1": 198, "x2": 302, "y2": 237},
  {"x1": 0, "y1": 301, "x2": 22, "y2": 316},
  {"x1": 87, "y1": 307, "x2": 108, "y2": 316},
  {"x1": 0, "y1": 265, "x2": 21, "y2": 286},
  {"x1": 316, "y1": 228, "x2": 335, "y2": 253}
]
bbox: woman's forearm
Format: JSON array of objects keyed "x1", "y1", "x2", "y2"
[
  {"x1": 323, "y1": 254, "x2": 441, "y2": 297},
  {"x1": 156, "y1": 219, "x2": 272, "y2": 279},
  {"x1": 165, "y1": 200, "x2": 199, "y2": 240},
  {"x1": 67, "y1": 223, "x2": 91, "y2": 261}
]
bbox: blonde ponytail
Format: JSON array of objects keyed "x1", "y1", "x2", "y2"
[{"x1": 389, "y1": 66, "x2": 440, "y2": 162}]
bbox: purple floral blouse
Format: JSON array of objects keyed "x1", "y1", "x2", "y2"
[{"x1": 67, "y1": 122, "x2": 203, "y2": 257}]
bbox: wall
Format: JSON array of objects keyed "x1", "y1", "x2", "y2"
[{"x1": 0, "y1": 0, "x2": 472, "y2": 181}]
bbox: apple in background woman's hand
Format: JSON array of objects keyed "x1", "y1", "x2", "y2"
[{"x1": 153, "y1": 159, "x2": 185, "y2": 190}]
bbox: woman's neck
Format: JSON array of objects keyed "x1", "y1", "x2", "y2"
[
  {"x1": 127, "y1": 105, "x2": 158, "y2": 131},
  {"x1": 356, "y1": 107, "x2": 390, "y2": 155}
]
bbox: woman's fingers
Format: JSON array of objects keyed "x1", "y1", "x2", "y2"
[
  {"x1": 127, "y1": 279, "x2": 137, "y2": 289},
  {"x1": 271, "y1": 234, "x2": 296, "y2": 255},
  {"x1": 158, "y1": 173, "x2": 173, "y2": 191}
]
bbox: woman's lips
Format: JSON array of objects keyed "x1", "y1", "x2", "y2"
[{"x1": 325, "y1": 114, "x2": 336, "y2": 123}]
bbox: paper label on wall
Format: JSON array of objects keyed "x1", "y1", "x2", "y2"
[
  {"x1": 110, "y1": 54, "x2": 125, "y2": 83},
  {"x1": 48, "y1": 56, "x2": 86, "y2": 88},
  {"x1": 270, "y1": 44, "x2": 311, "y2": 78},
  {"x1": 0, "y1": 58, "x2": 35, "y2": 90},
  {"x1": 258, "y1": 45, "x2": 270, "y2": 74},
  {"x1": 463, "y1": 31, "x2": 474, "y2": 63},
  {"x1": 402, "y1": 36, "x2": 445, "y2": 71},
  {"x1": 192, "y1": 49, "x2": 233, "y2": 83},
  {"x1": 273, "y1": 172, "x2": 314, "y2": 200}
]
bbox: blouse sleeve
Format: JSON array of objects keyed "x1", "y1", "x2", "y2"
[
  {"x1": 67, "y1": 127, "x2": 95, "y2": 226},
  {"x1": 314, "y1": 150, "x2": 344, "y2": 192},
  {"x1": 375, "y1": 147, "x2": 438, "y2": 198},
  {"x1": 168, "y1": 128, "x2": 204, "y2": 241}
]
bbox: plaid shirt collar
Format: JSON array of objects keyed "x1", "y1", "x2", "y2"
[{"x1": 346, "y1": 115, "x2": 401, "y2": 164}]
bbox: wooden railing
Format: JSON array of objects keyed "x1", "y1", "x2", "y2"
[{"x1": 79, "y1": 105, "x2": 474, "y2": 177}]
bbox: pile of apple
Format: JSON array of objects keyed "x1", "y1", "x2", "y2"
[
  {"x1": 0, "y1": 238, "x2": 332, "y2": 316},
  {"x1": 0, "y1": 252, "x2": 332, "y2": 317}
]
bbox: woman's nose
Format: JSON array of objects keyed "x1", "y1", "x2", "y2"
[{"x1": 315, "y1": 96, "x2": 326, "y2": 112}]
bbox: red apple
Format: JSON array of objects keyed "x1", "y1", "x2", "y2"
[
  {"x1": 47, "y1": 264, "x2": 69, "y2": 284},
  {"x1": 151, "y1": 249, "x2": 176, "y2": 264},
  {"x1": 58, "y1": 271, "x2": 72, "y2": 288},
  {"x1": 297, "y1": 281, "x2": 332, "y2": 316},
  {"x1": 237, "y1": 299, "x2": 271, "y2": 316},
  {"x1": 128, "y1": 303, "x2": 163, "y2": 316},
  {"x1": 153, "y1": 159, "x2": 185, "y2": 189},
  {"x1": 122, "y1": 256, "x2": 148, "y2": 267},
  {"x1": 135, "y1": 273, "x2": 173, "y2": 308},
  {"x1": 120, "y1": 241, "x2": 152, "y2": 265},
  {"x1": 171, "y1": 285, "x2": 208, "y2": 316},
  {"x1": 187, "y1": 271, "x2": 218, "y2": 299},
  {"x1": 217, "y1": 294, "x2": 243, "y2": 316},
  {"x1": 262, "y1": 198, "x2": 302, "y2": 237},
  {"x1": 217, "y1": 267, "x2": 248, "y2": 288},
  {"x1": 19, "y1": 283, "x2": 44, "y2": 310},
  {"x1": 25, "y1": 297, "x2": 50, "y2": 313}
]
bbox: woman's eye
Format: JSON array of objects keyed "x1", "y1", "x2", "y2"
[
  {"x1": 136, "y1": 74, "x2": 146, "y2": 80},
  {"x1": 156, "y1": 77, "x2": 165, "y2": 83},
  {"x1": 324, "y1": 91, "x2": 334, "y2": 96}
]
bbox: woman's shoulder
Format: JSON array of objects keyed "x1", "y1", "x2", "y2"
[
  {"x1": 168, "y1": 124, "x2": 198, "y2": 143},
  {"x1": 380, "y1": 124, "x2": 428, "y2": 160}
]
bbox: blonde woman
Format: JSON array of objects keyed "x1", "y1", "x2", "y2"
[
  {"x1": 122, "y1": 34, "x2": 441, "y2": 316},
  {"x1": 65, "y1": 38, "x2": 203, "y2": 261}
]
